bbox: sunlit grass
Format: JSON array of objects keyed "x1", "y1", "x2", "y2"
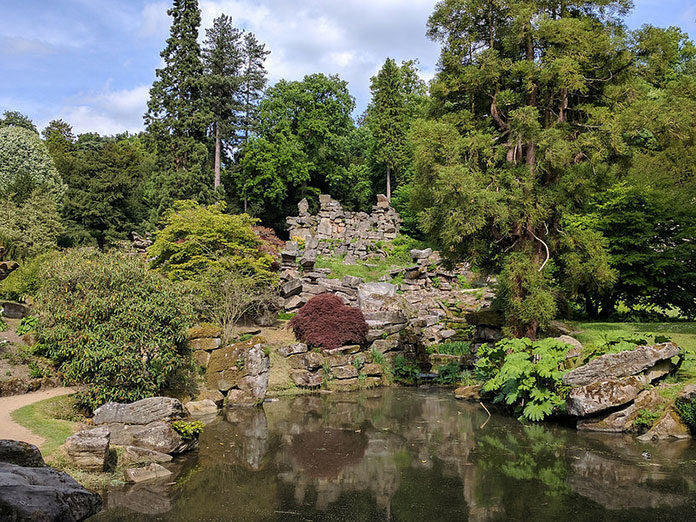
[{"x1": 11, "y1": 395, "x2": 78, "y2": 456}]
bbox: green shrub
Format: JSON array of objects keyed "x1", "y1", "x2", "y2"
[
  {"x1": 633, "y1": 408, "x2": 662, "y2": 431},
  {"x1": 0, "y1": 252, "x2": 58, "y2": 301},
  {"x1": 475, "y1": 338, "x2": 570, "y2": 421},
  {"x1": 34, "y1": 249, "x2": 194, "y2": 411},
  {"x1": 429, "y1": 341, "x2": 471, "y2": 356},
  {"x1": 149, "y1": 200, "x2": 277, "y2": 284},
  {"x1": 171, "y1": 420, "x2": 204, "y2": 440},
  {"x1": 0, "y1": 316, "x2": 7, "y2": 332},
  {"x1": 435, "y1": 362, "x2": 462, "y2": 386},
  {"x1": 392, "y1": 355, "x2": 420, "y2": 385},
  {"x1": 277, "y1": 312, "x2": 296, "y2": 321},
  {"x1": 675, "y1": 398, "x2": 696, "y2": 433},
  {"x1": 16, "y1": 316, "x2": 38, "y2": 336},
  {"x1": 28, "y1": 361, "x2": 49, "y2": 379}
]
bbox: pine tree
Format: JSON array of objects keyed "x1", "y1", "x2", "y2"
[
  {"x1": 144, "y1": 0, "x2": 211, "y2": 217},
  {"x1": 239, "y1": 32, "x2": 270, "y2": 143},
  {"x1": 369, "y1": 58, "x2": 406, "y2": 200},
  {"x1": 202, "y1": 14, "x2": 244, "y2": 189}
]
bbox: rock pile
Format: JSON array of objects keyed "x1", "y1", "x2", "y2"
[
  {"x1": 565, "y1": 343, "x2": 691, "y2": 439},
  {"x1": 0, "y1": 439, "x2": 102, "y2": 521},
  {"x1": 0, "y1": 260, "x2": 18, "y2": 282},
  {"x1": 286, "y1": 194, "x2": 401, "y2": 259}
]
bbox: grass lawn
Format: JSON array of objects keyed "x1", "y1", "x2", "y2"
[
  {"x1": 315, "y1": 255, "x2": 412, "y2": 283},
  {"x1": 571, "y1": 321, "x2": 696, "y2": 382},
  {"x1": 11, "y1": 395, "x2": 79, "y2": 456}
]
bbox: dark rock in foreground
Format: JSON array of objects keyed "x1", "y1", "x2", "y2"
[{"x1": 0, "y1": 439, "x2": 102, "y2": 521}]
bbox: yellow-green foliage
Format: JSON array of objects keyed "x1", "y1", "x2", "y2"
[
  {"x1": 149, "y1": 200, "x2": 277, "y2": 283},
  {"x1": 172, "y1": 420, "x2": 204, "y2": 440}
]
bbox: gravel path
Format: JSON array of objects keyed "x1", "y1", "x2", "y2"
[{"x1": 0, "y1": 387, "x2": 75, "y2": 446}]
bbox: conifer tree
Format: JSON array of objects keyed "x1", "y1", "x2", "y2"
[
  {"x1": 369, "y1": 58, "x2": 406, "y2": 200},
  {"x1": 239, "y1": 32, "x2": 270, "y2": 143},
  {"x1": 202, "y1": 14, "x2": 244, "y2": 189}
]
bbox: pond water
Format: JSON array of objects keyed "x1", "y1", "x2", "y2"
[{"x1": 93, "y1": 388, "x2": 696, "y2": 521}]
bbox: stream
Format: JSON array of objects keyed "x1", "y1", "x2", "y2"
[{"x1": 92, "y1": 388, "x2": 696, "y2": 521}]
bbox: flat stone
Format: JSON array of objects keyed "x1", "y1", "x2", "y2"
[
  {"x1": 123, "y1": 445, "x2": 173, "y2": 464},
  {"x1": 281, "y1": 278, "x2": 303, "y2": 297},
  {"x1": 194, "y1": 350, "x2": 210, "y2": 368},
  {"x1": 366, "y1": 329, "x2": 386, "y2": 342},
  {"x1": 410, "y1": 248, "x2": 432, "y2": 260},
  {"x1": 189, "y1": 337, "x2": 222, "y2": 351},
  {"x1": 277, "y1": 343, "x2": 309, "y2": 357},
  {"x1": 327, "y1": 378, "x2": 360, "y2": 391},
  {"x1": 285, "y1": 295, "x2": 306, "y2": 310},
  {"x1": 184, "y1": 399, "x2": 218, "y2": 416},
  {"x1": 567, "y1": 375, "x2": 648, "y2": 417},
  {"x1": 107, "y1": 421, "x2": 197, "y2": 455},
  {"x1": 342, "y1": 275, "x2": 363, "y2": 287},
  {"x1": 290, "y1": 369, "x2": 323, "y2": 387},
  {"x1": 357, "y1": 282, "x2": 396, "y2": 311},
  {"x1": 186, "y1": 324, "x2": 222, "y2": 339},
  {"x1": 563, "y1": 343, "x2": 680, "y2": 387},
  {"x1": 64, "y1": 427, "x2": 110, "y2": 472},
  {"x1": 439, "y1": 329, "x2": 457, "y2": 340},
  {"x1": 371, "y1": 339, "x2": 399, "y2": 353},
  {"x1": 577, "y1": 390, "x2": 666, "y2": 432},
  {"x1": 225, "y1": 389, "x2": 258, "y2": 406},
  {"x1": 124, "y1": 463, "x2": 172, "y2": 483},
  {"x1": 196, "y1": 388, "x2": 225, "y2": 405},
  {"x1": 363, "y1": 311, "x2": 407, "y2": 327},
  {"x1": 324, "y1": 344, "x2": 361, "y2": 356},
  {"x1": 455, "y1": 385, "x2": 482, "y2": 401},
  {"x1": 93, "y1": 397, "x2": 185, "y2": 426},
  {"x1": 363, "y1": 363, "x2": 383, "y2": 376},
  {"x1": 288, "y1": 352, "x2": 324, "y2": 371},
  {"x1": 0, "y1": 301, "x2": 29, "y2": 319},
  {"x1": 332, "y1": 365, "x2": 358, "y2": 380}
]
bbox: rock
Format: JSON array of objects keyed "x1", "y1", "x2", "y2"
[
  {"x1": 187, "y1": 324, "x2": 222, "y2": 339},
  {"x1": 376, "y1": 194, "x2": 390, "y2": 208},
  {"x1": 357, "y1": 282, "x2": 397, "y2": 310},
  {"x1": 123, "y1": 446, "x2": 172, "y2": 464},
  {"x1": 225, "y1": 389, "x2": 259, "y2": 406},
  {"x1": 566, "y1": 375, "x2": 648, "y2": 417},
  {"x1": 93, "y1": 397, "x2": 186, "y2": 426},
  {"x1": 288, "y1": 351, "x2": 324, "y2": 371},
  {"x1": 194, "y1": 350, "x2": 210, "y2": 368},
  {"x1": 277, "y1": 342, "x2": 309, "y2": 357},
  {"x1": 410, "y1": 248, "x2": 433, "y2": 260},
  {"x1": 363, "y1": 311, "x2": 407, "y2": 327},
  {"x1": 562, "y1": 343, "x2": 680, "y2": 387},
  {"x1": 327, "y1": 377, "x2": 360, "y2": 392},
  {"x1": 290, "y1": 369, "x2": 323, "y2": 387},
  {"x1": 197, "y1": 388, "x2": 225, "y2": 405},
  {"x1": 0, "y1": 440, "x2": 45, "y2": 467},
  {"x1": 281, "y1": 278, "x2": 303, "y2": 298},
  {"x1": 554, "y1": 335, "x2": 583, "y2": 358},
  {"x1": 284, "y1": 295, "x2": 306, "y2": 311},
  {"x1": 0, "y1": 301, "x2": 29, "y2": 319},
  {"x1": 184, "y1": 399, "x2": 218, "y2": 416},
  {"x1": 124, "y1": 463, "x2": 172, "y2": 483},
  {"x1": 342, "y1": 275, "x2": 363, "y2": 287},
  {"x1": 638, "y1": 409, "x2": 691, "y2": 441},
  {"x1": 332, "y1": 365, "x2": 358, "y2": 380},
  {"x1": 440, "y1": 329, "x2": 457, "y2": 340},
  {"x1": 455, "y1": 385, "x2": 482, "y2": 401},
  {"x1": 189, "y1": 337, "x2": 222, "y2": 351},
  {"x1": 324, "y1": 344, "x2": 361, "y2": 356},
  {"x1": 371, "y1": 339, "x2": 399, "y2": 353},
  {"x1": 679, "y1": 384, "x2": 696, "y2": 401},
  {"x1": 577, "y1": 390, "x2": 665, "y2": 432},
  {"x1": 108, "y1": 421, "x2": 197, "y2": 454},
  {"x1": 464, "y1": 309, "x2": 504, "y2": 326},
  {"x1": 300, "y1": 250, "x2": 317, "y2": 269},
  {"x1": 298, "y1": 198, "x2": 309, "y2": 216},
  {"x1": 64, "y1": 427, "x2": 110, "y2": 472},
  {"x1": 0, "y1": 462, "x2": 102, "y2": 521},
  {"x1": 363, "y1": 363, "x2": 383, "y2": 376},
  {"x1": 238, "y1": 373, "x2": 269, "y2": 402},
  {"x1": 343, "y1": 254, "x2": 357, "y2": 265}
]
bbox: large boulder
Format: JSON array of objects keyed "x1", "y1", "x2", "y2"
[
  {"x1": 566, "y1": 375, "x2": 648, "y2": 417},
  {"x1": 357, "y1": 282, "x2": 396, "y2": 311},
  {"x1": 577, "y1": 389, "x2": 666, "y2": 432},
  {"x1": 0, "y1": 301, "x2": 29, "y2": 319},
  {"x1": 0, "y1": 442, "x2": 102, "y2": 521},
  {"x1": 563, "y1": 343, "x2": 680, "y2": 387},
  {"x1": 123, "y1": 463, "x2": 172, "y2": 483},
  {"x1": 92, "y1": 397, "x2": 185, "y2": 426},
  {"x1": 638, "y1": 408, "x2": 692, "y2": 441},
  {"x1": 107, "y1": 421, "x2": 197, "y2": 455},
  {"x1": 64, "y1": 427, "x2": 110, "y2": 472},
  {"x1": 205, "y1": 338, "x2": 270, "y2": 402}
]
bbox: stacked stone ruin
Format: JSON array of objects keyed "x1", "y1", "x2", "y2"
[
  {"x1": 277, "y1": 195, "x2": 503, "y2": 389},
  {"x1": 286, "y1": 194, "x2": 401, "y2": 260}
]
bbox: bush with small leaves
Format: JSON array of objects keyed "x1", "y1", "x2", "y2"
[
  {"x1": 172, "y1": 420, "x2": 204, "y2": 440},
  {"x1": 289, "y1": 294, "x2": 368, "y2": 350}
]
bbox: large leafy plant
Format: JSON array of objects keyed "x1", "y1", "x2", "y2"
[{"x1": 475, "y1": 338, "x2": 570, "y2": 421}]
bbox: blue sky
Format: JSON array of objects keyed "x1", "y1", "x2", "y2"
[{"x1": 1, "y1": 0, "x2": 695, "y2": 135}]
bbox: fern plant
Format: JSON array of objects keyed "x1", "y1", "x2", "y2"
[{"x1": 475, "y1": 338, "x2": 570, "y2": 421}]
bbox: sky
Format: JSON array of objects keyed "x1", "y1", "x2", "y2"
[{"x1": 1, "y1": 0, "x2": 695, "y2": 136}]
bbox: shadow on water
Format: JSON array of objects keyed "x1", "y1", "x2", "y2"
[{"x1": 92, "y1": 388, "x2": 696, "y2": 521}]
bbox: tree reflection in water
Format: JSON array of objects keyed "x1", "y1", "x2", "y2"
[{"x1": 94, "y1": 388, "x2": 696, "y2": 522}]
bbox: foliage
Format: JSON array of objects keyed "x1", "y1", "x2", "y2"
[
  {"x1": 289, "y1": 294, "x2": 368, "y2": 350},
  {"x1": 0, "y1": 253, "x2": 57, "y2": 301},
  {"x1": 172, "y1": 420, "x2": 204, "y2": 440},
  {"x1": 633, "y1": 408, "x2": 662, "y2": 431},
  {"x1": 148, "y1": 200, "x2": 277, "y2": 283},
  {"x1": 392, "y1": 354, "x2": 420, "y2": 385},
  {"x1": 0, "y1": 110, "x2": 38, "y2": 134},
  {"x1": 16, "y1": 316, "x2": 38, "y2": 336},
  {"x1": 475, "y1": 338, "x2": 570, "y2": 421},
  {"x1": 28, "y1": 361, "x2": 50, "y2": 379},
  {"x1": 0, "y1": 316, "x2": 7, "y2": 332},
  {"x1": 34, "y1": 249, "x2": 194, "y2": 411},
  {"x1": 0, "y1": 126, "x2": 64, "y2": 204},
  {"x1": 0, "y1": 192, "x2": 64, "y2": 260},
  {"x1": 675, "y1": 398, "x2": 696, "y2": 433},
  {"x1": 277, "y1": 312, "x2": 296, "y2": 321},
  {"x1": 434, "y1": 362, "x2": 463, "y2": 386},
  {"x1": 428, "y1": 341, "x2": 471, "y2": 356},
  {"x1": 191, "y1": 270, "x2": 277, "y2": 343}
]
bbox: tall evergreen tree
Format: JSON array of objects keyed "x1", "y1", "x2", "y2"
[
  {"x1": 144, "y1": 0, "x2": 211, "y2": 219},
  {"x1": 202, "y1": 14, "x2": 244, "y2": 189},
  {"x1": 369, "y1": 58, "x2": 406, "y2": 200},
  {"x1": 240, "y1": 32, "x2": 270, "y2": 143}
]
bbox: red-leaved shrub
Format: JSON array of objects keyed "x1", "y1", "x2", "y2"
[
  {"x1": 253, "y1": 225, "x2": 284, "y2": 270},
  {"x1": 289, "y1": 294, "x2": 368, "y2": 350}
]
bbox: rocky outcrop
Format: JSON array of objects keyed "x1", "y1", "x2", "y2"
[
  {"x1": 93, "y1": 397, "x2": 185, "y2": 426},
  {"x1": 454, "y1": 385, "x2": 482, "y2": 401},
  {"x1": 638, "y1": 408, "x2": 691, "y2": 441},
  {"x1": 205, "y1": 338, "x2": 270, "y2": 405},
  {"x1": 64, "y1": 427, "x2": 110, "y2": 471},
  {"x1": 124, "y1": 463, "x2": 172, "y2": 483},
  {"x1": 184, "y1": 399, "x2": 218, "y2": 416},
  {"x1": 0, "y1": 440, "x2": 102, "y2": 521},
  {"x1": 0, "y1": 301, "x2": 29, "y2": 319},
  {"x1": 566, "y1": 343, "x2": 682, "y2": 420},
  {"x1": 123, "y1": 445, "x2": 172, "y2": 464},
  {"x1": 577, "y1": 389, "x2": 666, "y2": 432},
  {"x1": 107, "y1": 421, "x2": 198, "y2": 455}
]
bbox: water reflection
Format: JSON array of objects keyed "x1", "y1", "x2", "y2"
[{"x1": 93, "y1": 388, "x2": 696, "y2": 521}]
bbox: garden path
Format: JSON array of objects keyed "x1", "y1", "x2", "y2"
[{"x1": 0, "y1": 387, "x2": 74, "y2": 446}]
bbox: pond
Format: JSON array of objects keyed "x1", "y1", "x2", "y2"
[{"x1": 92, "y1": 388, "x2": 696, "y2": 521}]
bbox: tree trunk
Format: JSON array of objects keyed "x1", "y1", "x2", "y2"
[
  {"x1": 526, "y1": 29, "x2": 537, "y2": 177},
  {"x1": 584, "y1": 289, "x2": 598, "y2": 319},
  {"x1": 244, "y1": 197, "x2": 248, "y2": 213},
  {"x1": 214, "y1": 123, "x2": 221, "y2": 189},
  {"x1": 386, "y1": 165, "x2": 391, "y2": 201}
]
